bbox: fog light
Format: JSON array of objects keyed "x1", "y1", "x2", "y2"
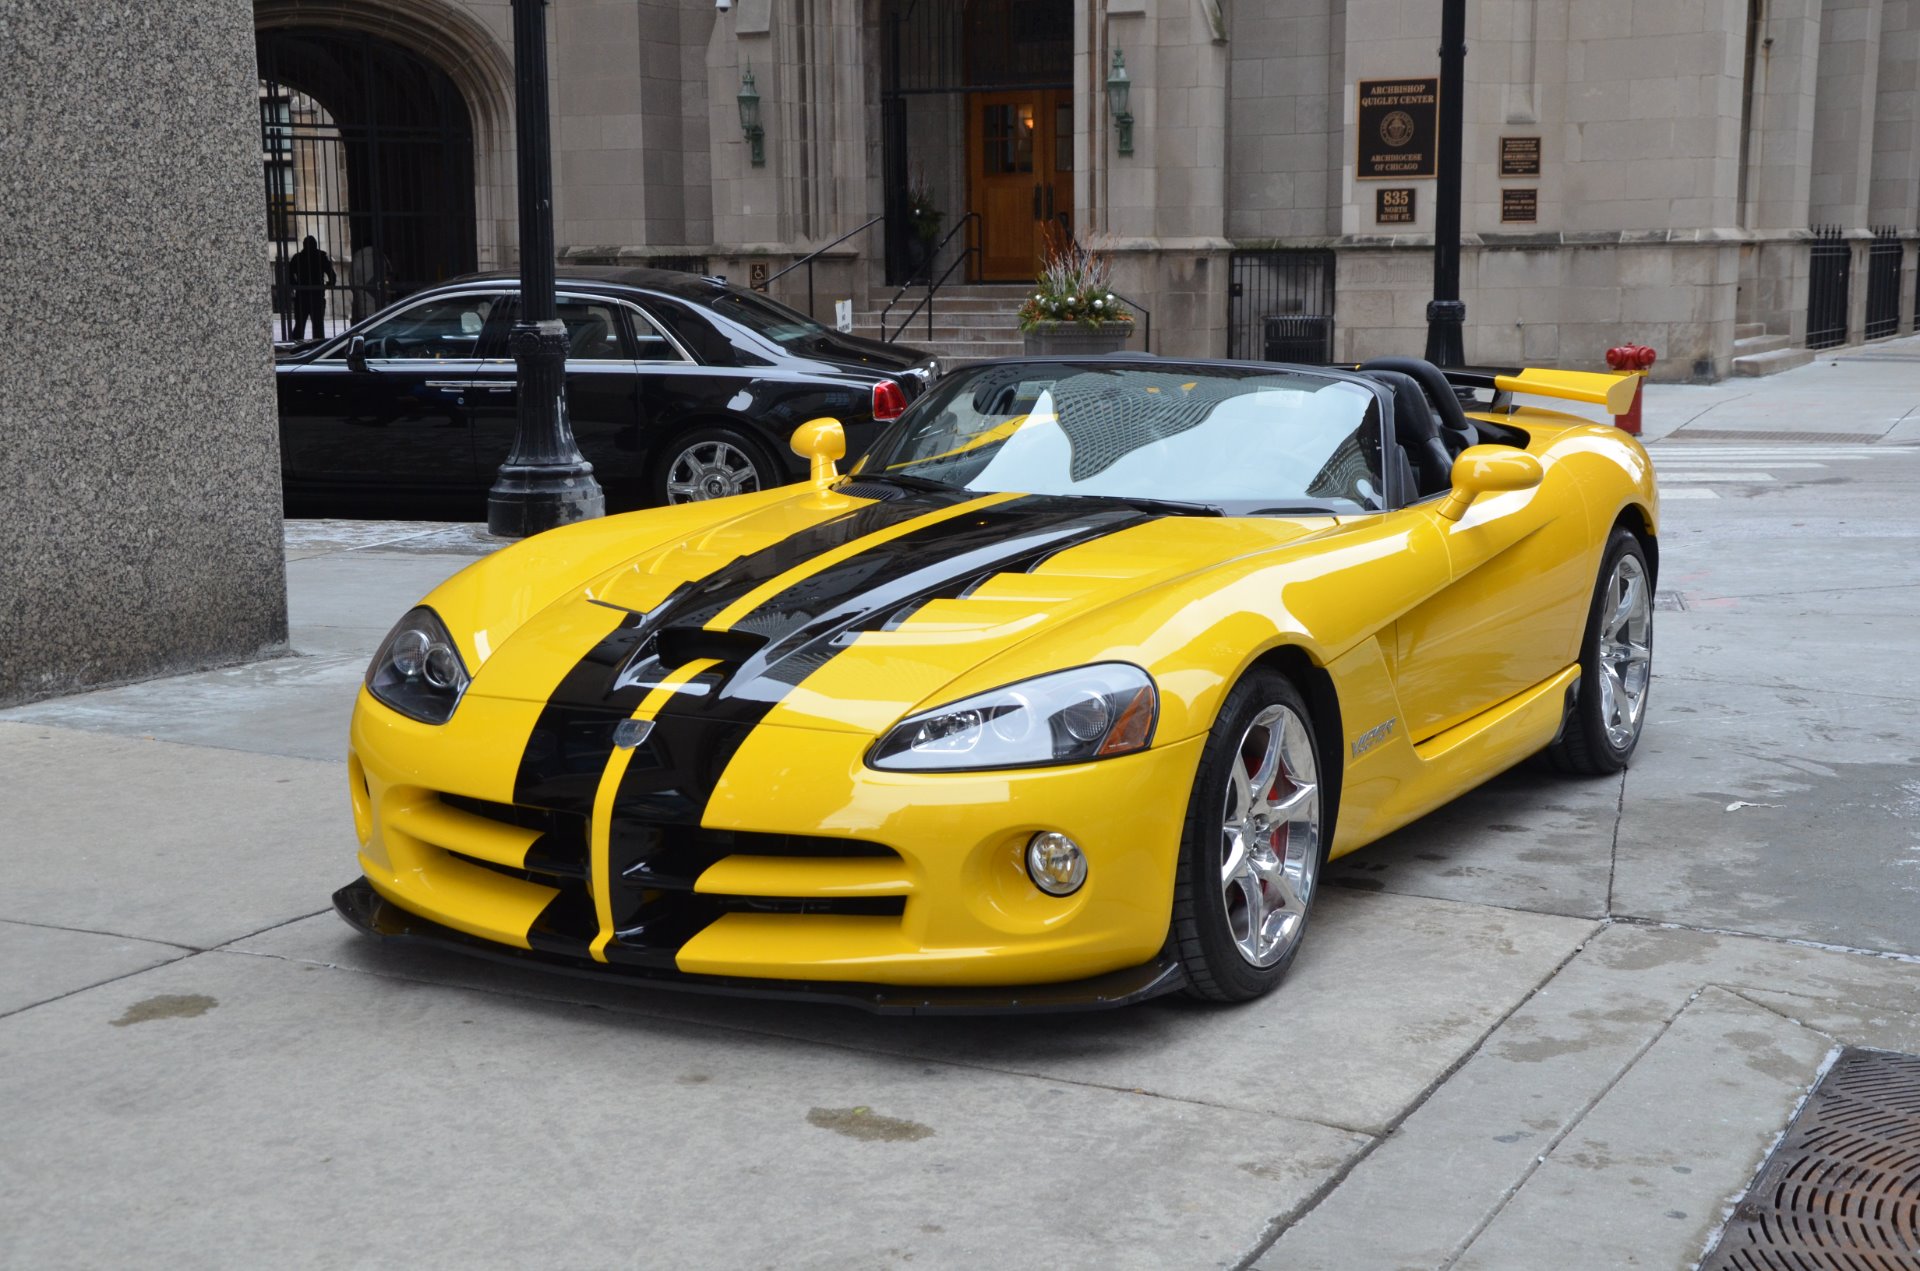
[{"x1": 1026, "y1": 832, "x2": 1087, "y2": 897}]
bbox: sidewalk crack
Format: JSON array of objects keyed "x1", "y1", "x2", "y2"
[
  {"x1": 1439, "y1": 988, "x2": 1701, "y2": 1269},
  {"x1": 1232, "y1": 925, "x2": 1603, "y2": 1271}
]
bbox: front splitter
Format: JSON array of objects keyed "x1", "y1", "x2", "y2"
[{"x1": 332, "y1": 878, "x2": 1187, "y2": 1015}]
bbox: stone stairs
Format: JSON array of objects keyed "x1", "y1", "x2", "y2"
[
  {"x1": 1732, "y1": 322, "x2": 1815, "y2": 377},
  {"x1": 849, "y1": 284, "x2": 1029, "y2": 363}
]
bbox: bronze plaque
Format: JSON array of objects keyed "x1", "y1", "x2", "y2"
[
  {"x1": 1357, "y1": 78, "x2": 1439, "y2": 180},
  {"x1": 1375, "y1": 187, "x2": 1416, "y2": 225},
  {"x1": 1501, "y1": 188, "x2": 1539, "y2": 223},
  {"x1": 1500, "y1": 136, "x2": 1541, "y2": 177}
]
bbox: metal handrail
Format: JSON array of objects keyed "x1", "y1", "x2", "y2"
[
  {"x1": 765, "y1": 213, "x2": 884, "y2": 317},
  {"x1": 879, "y1": 212, "x2": 981, "y2": 344},
  {"x1": 1107, "y1": 288, "x2": 1152, "y2": 354}
]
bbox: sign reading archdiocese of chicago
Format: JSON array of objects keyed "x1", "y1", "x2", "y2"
[
  {"x1": 1357, "y1": 78, "x2": 1439, "y2": 179},
  {"x1": 1501, "y1": 188, "x2": 1539, "y2": 223},
  {"x1": 1500, "y1": 136, "x2": 1541, "y2": 177},
  {"x1": 1376, "y1": 187, "x2": 1416, "y2": 225}
]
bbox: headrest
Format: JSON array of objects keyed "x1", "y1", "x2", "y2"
[{"x1": 1358, "y1": 357, "x2": 1473, "y2": 436}]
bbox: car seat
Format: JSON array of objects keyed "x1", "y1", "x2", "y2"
[
  {"x1": 1358, "y1": 356, "x2": 1479, "y2": 458},
  {"x1": 1361, "y1": 368, "x2": 1454, "y2": 499}
]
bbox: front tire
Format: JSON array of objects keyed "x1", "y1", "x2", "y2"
[
  {"x1": 1550, "y1": 529, "x2": 1653, "y2": 775},
  {"x1": 650, "y1": 425, "x2": 782, "y2": 505},
  {"x1": 1171, "y1": 670, "x2": 1328, "y2": 1002}
]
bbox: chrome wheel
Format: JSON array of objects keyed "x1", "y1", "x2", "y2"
[
  {"x1": 665, "y1": 439, "x2": 762, "y2": 503},
  {"x1": 1597, "y1": 553, "x2": 1652, "y2": 750},
  {"x1": 1220, "y1": 704, "x2": 1321, "y2": 968}
]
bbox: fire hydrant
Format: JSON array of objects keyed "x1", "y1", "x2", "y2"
[{"x1": 1605, "y1": 344, "x2": 1657, "y2": 435}]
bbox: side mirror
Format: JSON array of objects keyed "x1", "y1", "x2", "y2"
[
  {"x1": 345, "y1": 334, "x2": 369, "y2": 372},
  {"x1": 791, "y1": 417, "x2": 846, "y2": 489},
  {"x1": 1436, "y1": 445, "x2": 1543, "y2": 521}
]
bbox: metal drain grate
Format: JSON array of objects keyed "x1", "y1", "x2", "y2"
[{"x1": 1700, "y1": 1047, "x2": 1920, "y2": 1269}]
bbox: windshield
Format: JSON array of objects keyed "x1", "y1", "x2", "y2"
[
  {"x1": 858, "y1": 362, "x2": 1385, "y2": 514},
  {"x1": 708, "y1": 291, "x2": 830, "y2": 346}
]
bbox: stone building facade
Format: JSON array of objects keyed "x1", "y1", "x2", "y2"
[{"x1": 253, "y1": 0, "x2": 1920, "y2": 380}]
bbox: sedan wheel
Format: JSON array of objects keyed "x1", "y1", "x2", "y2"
[
  {"x1": 654, "y1": 427, "x2": 779, "y2": 505},
  {"x1": 1174, "y1": 670, "x2": 1327, "y2": 1001}
]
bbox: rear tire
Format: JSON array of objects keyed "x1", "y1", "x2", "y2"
[
  {"x1": 649, "y1": 425, "x2": 783, "y2": 506},
  {"x1": 1171, "y1": 670, "x2": 1328, "y2": 1003},
  {"x1": 1549, "y1": 529, "x2": 1653, "y2": 775}
]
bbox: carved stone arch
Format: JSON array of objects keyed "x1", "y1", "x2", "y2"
[{"x1": 253, "y1": 0, "x2": 516, "y2": 270}]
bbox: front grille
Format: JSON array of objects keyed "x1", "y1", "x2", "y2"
[
  {"x1": 440, "y1": 794, "x2": 588, "y2": 881},
  {"x1": 433, "y1": 795, "x2": 906, "y2": 964}
]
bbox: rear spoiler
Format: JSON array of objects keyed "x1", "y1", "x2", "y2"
[{"x1": 1441, "y1": 366, "x2": 1640, "y2": 416}]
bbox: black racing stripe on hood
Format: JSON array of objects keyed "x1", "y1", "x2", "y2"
[
  {"x1": 509, "y1": 489, "x2": 973, "y2": 816},
  {"x1": 654, "y1": 487, "x2": 981, "y2": 632},
  {"x1": 609, "y1": 496, "x2": 1154, "y2": 826}
]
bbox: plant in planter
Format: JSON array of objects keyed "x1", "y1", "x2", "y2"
[
  {"x1": 906, "y1": 179, "x2": 944, "y2": 279},
  {"x1": 1017, "y1": 231, "x2": 1134, "y2": 355}
]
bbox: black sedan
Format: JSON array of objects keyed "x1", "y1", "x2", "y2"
[{"x1": 275, "y1": 267, "x2": 937, "y2": 514}]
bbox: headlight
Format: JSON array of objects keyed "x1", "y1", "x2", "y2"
[
  {"x1": 365, "y1": 607, "x2": 470, "y2": 724},
  {"x1": 868, "y1": 663, "x2": 1157, "y2": 771}
]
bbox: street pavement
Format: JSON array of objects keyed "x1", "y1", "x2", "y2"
[{"x1": 5, "y1": 340, "x2": 1920, "y2": 1269}]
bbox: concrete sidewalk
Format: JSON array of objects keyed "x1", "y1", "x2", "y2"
[{"x1": 5, "y1": 348, "x2": 1920, "y2": 1269}]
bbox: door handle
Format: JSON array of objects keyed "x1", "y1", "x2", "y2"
[
  {"x1": 1033, "y1": 185, "x2": 1042, "y2": 221},
  {"x1": 1045, "y1": 183, "x2": 1055, "y2": 222}
]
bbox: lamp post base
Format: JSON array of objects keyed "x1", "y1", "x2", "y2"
[
  {"x1": 486, "y1": 319, "x2": 606, "y2": 538},
  {"x1": 486, "y1": 469, "x2": 606, "y2": 539}
]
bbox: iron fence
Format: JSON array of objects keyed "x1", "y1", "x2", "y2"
[
  {"x1": 1805, "y1": 225, "x2": 1851, "y2": 350},
  {"x1": 1865, "y1": 228, "x2": 1902, "y2": 341},
  {"x1": 1228, "y1": 249, "x2": 1336, "y2": 363},
  {"x1": 258, "y1": 28, "x2": 477, "y2": 344}
]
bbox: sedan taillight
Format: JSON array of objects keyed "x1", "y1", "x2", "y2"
[{"x1": 872, "y1": 379, "x2": 908, "y2": 422}]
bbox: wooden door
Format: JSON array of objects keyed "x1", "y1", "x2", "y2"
[{"x1": 969, "y1": 89, "x2": 1073, "y2": 281}]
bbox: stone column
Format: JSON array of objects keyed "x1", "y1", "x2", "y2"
[
  {"x1": 1095, "y1": 0, "x2": 1231, "y2": 358},
  {"x1": 1740, "y1": 0, "x2": 1823, "y2": 343},
  {"x1": 0, "y1": 0, "x2": 287, "y2": 705},
  {"x1": 1868, "y1": 2, "x2": 1919, "y2": 331}
]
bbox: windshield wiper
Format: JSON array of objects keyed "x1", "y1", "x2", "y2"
[
  {"x1": 1052, "y1": 493, "x2": 1224, "y2": 518},
  {"x1": 1247, "y1": 504, "x2": 1343, "y2": 517},
  {"x1": 851, "y1": 471, "x2": 961, "y2": 493}
]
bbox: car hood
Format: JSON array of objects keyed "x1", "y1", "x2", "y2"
[{"x1": 465, "y1": 486, "x2": 1328, "y2": 739}]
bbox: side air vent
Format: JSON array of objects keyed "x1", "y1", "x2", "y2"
[
  {"x1": 837, "y1": 480, "x2": 908, "y2": 501},
  {"x1": 655, "y1": 625, "x2": 768, "y2": 668}
]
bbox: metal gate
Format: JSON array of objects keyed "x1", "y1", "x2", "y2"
[
  {"x1": 1228, "y1": 249, "x2": 1337, "y2": 363},
  {"x1": 257, "y1": 28, "x2": 476, "y2": 342},
  {"x1": 1865, "y1": 227, "x2": 1902, "y2": 340},
  {"x1": 1805, "y1": 225, "x2": 1851, "y2": 350}
]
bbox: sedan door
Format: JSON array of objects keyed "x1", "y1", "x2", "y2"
[
  {"x1": 278, "y1": 291, "x2": 498, "y2": 496},
  {"x1": 469, "y1": 293, "x2": 650, "y2": 504}
]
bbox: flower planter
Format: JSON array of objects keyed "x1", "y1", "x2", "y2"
[{"x1": 1021, "y1": 320, "x2": 1135, "y2": 357}]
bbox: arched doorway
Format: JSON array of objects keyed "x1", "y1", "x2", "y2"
[{"x1": 257, "y1": 26, "x2": 479, "y2": 340}]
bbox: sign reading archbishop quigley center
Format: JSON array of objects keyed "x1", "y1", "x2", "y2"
[{"x1": 1357, "y1": 78, "x2": 1439, "y2": 180}]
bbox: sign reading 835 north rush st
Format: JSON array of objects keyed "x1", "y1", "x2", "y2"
[{"x1": 1357, "y1": 78, "x2": 1438, "y2": 180}]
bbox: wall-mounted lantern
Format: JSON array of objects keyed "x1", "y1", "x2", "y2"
[
  {"x1": 1105, "y1": 50, "x2": 1133, "y2": 156},
  {"x1": 738, "y1": 66, "x2": 765, "y2": 167}
]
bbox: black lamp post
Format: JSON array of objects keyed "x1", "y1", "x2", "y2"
[
  {"x1": 488, "y1": 0, "x2": 604, "y2": 538},
  {"x1": 1423, "y1": 0, "x2": 1467, "y2": 368}
]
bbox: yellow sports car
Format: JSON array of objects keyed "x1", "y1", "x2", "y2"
[{"x1": 335, "y1": 355, "x2": 1656, "y2": 1011}]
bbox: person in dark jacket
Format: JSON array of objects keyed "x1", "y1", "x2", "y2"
[{"x1": 288, "y1": 235, "x2": 336, "y2": 340}]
